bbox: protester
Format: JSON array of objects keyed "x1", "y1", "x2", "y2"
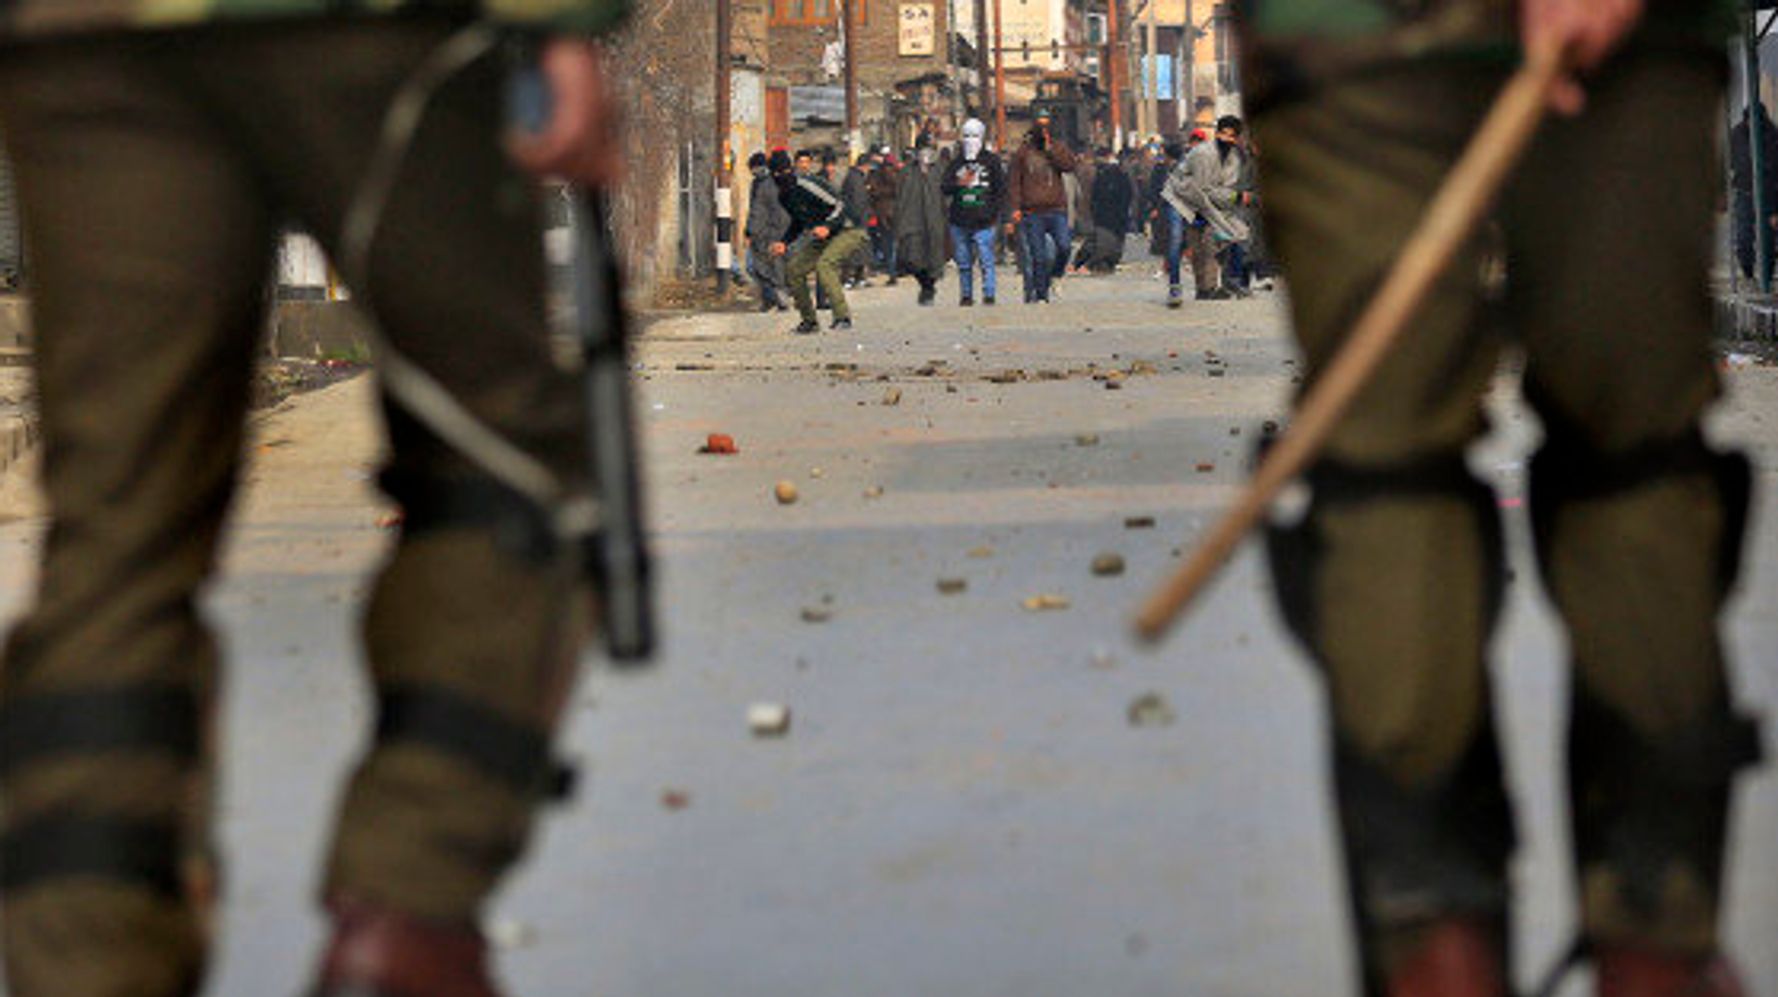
[
  {"x1": 1066, "y1": 145, "x2": 1095, "y2": 273},
  {"x1": 893, "y1": 136, "x2": 949, "y2": 306},
  {"x1": 744, "y1": 151, "x2": 792, "y2": 312},
  {"x1": 1144, "y1": 140, "x2": 1175, "y2": 259},
  {"x1": 1164, "y1": 116, "x2": 1252, "y2": 303},
  {"x1": 867, "y1": 148, "x2": 902, "y2": 284},
  {"x1": 942, "y1": 117, "x2": 1005, "y2": 307},
  {"x1": 839, "y1": 152, "x2": 875, "y2": 288},
  {"x1": 1007, "y1": 113, "x2": 1076, "y2": 303},
  {"x1": 1730, "y1": 102, "x2": 1778, "y2": 288},
  {"x1": 771, "y1": 149, "x2": 869, "y2": 333},
  {"x1": 1085, "y1": 148, "x2": 1134, "y2": 273}
]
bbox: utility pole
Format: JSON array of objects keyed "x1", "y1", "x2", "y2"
[
  {"x1": 1143, "y1": 1, "x2": 1158, "y2": 139},
  {"x1": 1746, "y1": 2, "x2": 1772, "y2": 293},
  {"x1": 993, "y1": 0, "x2": 1007, "y2": 148},
  {"x1": 715, "y1": 0, "x2": 733, "y2": 292},
  {"x1": 975, "y1": 0, "x2": 991, "y2": 122},
  {"x1": 843, "y1": 0, "x2": 861, "y2": 158},
  {"x1": 1183, "y1": 0, "x2": 1194, "y2": 131},
  {"x1": 1106, "y1": 0, "x2": 1122, "y2": 148}
]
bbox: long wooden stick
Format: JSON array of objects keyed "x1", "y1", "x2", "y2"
[{"x1": 1134, "y1": 45, "x2": 1568, "y2": 644}]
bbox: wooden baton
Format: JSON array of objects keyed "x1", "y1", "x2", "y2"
[{"x1": 1134, "y1": 44, "x2": 1570, "y2": 644}]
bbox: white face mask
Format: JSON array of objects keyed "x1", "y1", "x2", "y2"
[{"x1": 963, "y1": 136, "x2": 983, "y2": 160}]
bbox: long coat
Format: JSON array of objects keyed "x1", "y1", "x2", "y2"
[{"x1": 893, "y1": 161, "x2": 949, "y2": 275}]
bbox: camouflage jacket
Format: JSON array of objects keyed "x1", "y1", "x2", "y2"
[
  {"x1": 0, "y1": 0, "x2": 628, "y2": 39},
  {"x1": 1241, "y1": 0, "x2": 1738, "y2": 110}
]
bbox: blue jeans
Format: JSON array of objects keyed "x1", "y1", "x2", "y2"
[
  {"x1": 952, "y1": 224, "x2": 997, "y2": 300},
  {"x1": 1162, "y1": 204, "x2": 1187, "y2": 288},
  {"x1": 1021, "y1": 210, "x2": 1070, "y2": 301}
]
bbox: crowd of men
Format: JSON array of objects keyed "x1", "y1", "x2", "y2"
[{"x1": 742, "y1": 112, "x2": 1271, "y2": 333}]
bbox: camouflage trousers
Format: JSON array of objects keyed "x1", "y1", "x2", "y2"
[
  {"x1": 1253, "y1": 48, "x2": 1762, "y2": 986},
  {"x1": 0, "y1": 20, "x2": 590, "y2": 997}
]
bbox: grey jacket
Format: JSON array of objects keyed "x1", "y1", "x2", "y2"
[
  {"x1": 1163, "y1": 142, "x2": 1251, "y2": 245},
  {"x1": 745, "y1": 172, "x2": 791, "y2": 250}
]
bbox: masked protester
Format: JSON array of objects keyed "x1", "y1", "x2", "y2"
[
  {"x1": 1163, "y1": 116, "x2": 1252, "y2": 305},
  {"x1": 0, "y1": 5, "x2": 627, "y2": 996},
  {"x1": 1006, "y1": 113, "x2": 1076, "y2": 303},
  {"x1": 942, "y1": 117, "x2": 1007, "y2": 306},
  {"x1": 745, "y1": 151, "x2": 792, "y2": 312},
  {"x1": 892, "y1": 136, "x2": 948, "y2": 306},
  {"x1": 1242, "y1": 1, "x2": 1762, "y2": 994},
  {"x1": 771, "y1": 148, "x2": 870, "y2": 333}
]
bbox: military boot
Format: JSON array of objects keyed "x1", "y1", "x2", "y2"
[
  {"x1": 1594, "y1": 947, "x2": 1746, "y2": 997},
  {"x1": 1384, "y1": 918, "x2": 1508, "y2": 997},
  {"x1": 308, "y1": 899, "x2": 501, "y2": 997}
]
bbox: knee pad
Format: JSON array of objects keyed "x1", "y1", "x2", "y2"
[
  {"x1": 1265, "y1": 450, "x2": 1506, "y2": 657},
  {"x1": 1528, "y1": 428, "x2": 1753, "y2": 605}
]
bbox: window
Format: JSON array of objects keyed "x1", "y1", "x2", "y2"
[{"x1": 772, "y1": 0, "x2": 867, "y2": 26}]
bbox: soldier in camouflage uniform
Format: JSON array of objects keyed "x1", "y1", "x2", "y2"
[
  {"x1": 1243, "y1": 1, "x2": 1764, "y2": 994},
  {"x1": 0, "y1": 3, "x2": 625, "y2": 996}
]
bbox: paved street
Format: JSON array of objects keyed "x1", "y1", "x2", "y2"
[{"x1": 0, "y1": 261, "x2": 1775, "y2": 996}]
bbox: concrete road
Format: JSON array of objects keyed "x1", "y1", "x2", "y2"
[{"x1": 0, "y1": 262, "x2": 1774, "y2": 997}]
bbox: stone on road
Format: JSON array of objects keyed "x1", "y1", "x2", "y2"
[{"x1": 0, "y1": 262, "x2": 1772, "y2": 997}]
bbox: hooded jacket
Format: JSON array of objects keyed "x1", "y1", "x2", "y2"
[{"x1": 942, "y1": 151, "x2": 1006, "y2": 231}]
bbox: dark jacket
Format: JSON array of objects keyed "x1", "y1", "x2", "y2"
[
  {"x1": 745, "y1": 172, "x2": 791, "y2": 249},
  {"x1": 841, "y1": 168, "x2": 874, "y2": 227},
  {"x1": 1090, "y1": 164, "x2": 1134, "y2": 233},
  {"x1": 941, "y1": 151, "x2": 1006, "y2": 231},
  {"x1": 1731, "y1": 109, "x2": 1778, "y2": 203},
  {"x1": 779, "y1": 174, "x2": 855, "y2": 245},
  {"x1": 867, "y1": 163, "x2": 901, "y2": 226},
  {"x1": 1007, "y1": 136, "x2": 1076, "y2": 214},
  {"x1": 893, "y1": 160, "x2": 948, "y2": 274}
]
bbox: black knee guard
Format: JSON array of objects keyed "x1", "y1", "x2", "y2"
[
  {"x1": 1528, "y1": 427, "x2": 1753, "y2": 605},
  {"x1": 1529, "y1": 429, "x2": 1764, "y2": 933},
  {"x1": 1264, "y1": 452, "x2": 1514, "y2": 992},
  {"x1": 1265, "y1": 451, "x2": 1507, "y2": 653}
]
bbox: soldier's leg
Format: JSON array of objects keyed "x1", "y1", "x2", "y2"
[
  {"x1": 179, "y1": 22, "x2": 590, "y2": 935},
  {"x1": 0, "y1": 40, "x2": 275, "y2": 997},
  {"x1": 1253, "y1": 61, "x2": 1516, "y2": 993},
  {"x1": 1504, "y1": 50, "x2": 1762, "y2": 968},
  {"x1": 786, "y1": 240, "x2": 823, "y2": 323}
]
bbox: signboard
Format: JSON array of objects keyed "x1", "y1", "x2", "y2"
[{"x1": 899, "y1": 3, "x2": 935, "y2": 56}]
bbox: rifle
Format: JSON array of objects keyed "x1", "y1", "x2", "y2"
[{"x1": 508, "y1": 48, "x2": 657, "y2": 664}]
